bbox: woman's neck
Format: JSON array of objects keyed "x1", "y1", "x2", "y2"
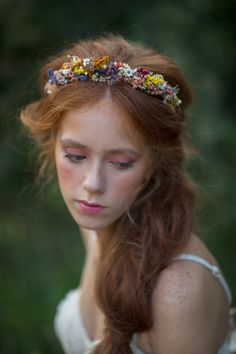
[{"x1": 97, "y1": 220, "x2": 125, "y2": 264}]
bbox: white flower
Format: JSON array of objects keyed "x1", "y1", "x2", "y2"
[
  {"x1": 61, "y1": 69, "x2": 71, "y2": 75},
  {"x1": 118, "y1": 64, "x2": 134, "y2": 78},
  {"x1": 83, "y1": 58, "x2": 91, "y2": 67}
]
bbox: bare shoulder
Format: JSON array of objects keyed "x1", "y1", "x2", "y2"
[
  {"x1": 151, "y1": 259, "x2": 214, "y2": 312},
  {"x1": 147, "y1": 259, "x2": 229, "y2": 354}
]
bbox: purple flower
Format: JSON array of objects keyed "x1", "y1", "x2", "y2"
[{"x1": 48, "y1": 68, "x2": 56, "y2": 84}]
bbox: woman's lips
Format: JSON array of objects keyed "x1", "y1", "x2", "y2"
[{"x1": 77, "y1": 200, "x2": 106, "y2": 214}]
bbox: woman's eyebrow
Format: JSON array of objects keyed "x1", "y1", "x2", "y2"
[
  {"x1": 61, "y1": 138, "x2": 86, "y2": 149},
  {"x1": 60, "y1": 138, "x2": 140, "y2": 157},
  {"x1": 107, "y1": 148, "x2": 140, "y2": 157}
]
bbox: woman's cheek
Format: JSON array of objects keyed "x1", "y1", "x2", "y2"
[
  {"x1": 112, "y1": 171, "x2": 144, "y2": 197},
  {"x1": 56, "y1": 159, "x2": 80, "y2": 190}
]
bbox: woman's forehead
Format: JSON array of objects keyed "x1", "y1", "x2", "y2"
[{"x1": 58, "y1": 94, "x2": 147, "y2": 151}]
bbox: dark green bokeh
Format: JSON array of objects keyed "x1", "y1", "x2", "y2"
[{"x1": 1, "y1": 0, "x2": 235, "y2": 353}]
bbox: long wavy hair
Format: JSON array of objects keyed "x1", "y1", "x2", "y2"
[{"x1": 21, "y1": 34, "x2": 199, "y2": 354}]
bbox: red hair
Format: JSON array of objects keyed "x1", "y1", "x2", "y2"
[{"x1": 21, "y1": 34, "x2": 199, "y2": 354}]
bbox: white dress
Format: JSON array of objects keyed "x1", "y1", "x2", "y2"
[{"x1": 54, "y1": 253, "x2": 233, "y2": 354}]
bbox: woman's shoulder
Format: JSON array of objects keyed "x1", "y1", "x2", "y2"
[
  {"x1": 147, "y1": 266, "x2": 227, "y2": 352},
  {"x1": 152, "y1": 249, "x2": 213, "y2": 311},
  {"x1": 151, "y1": 232, "x2": 229, "y2": 314},
  {"x1": 146, "y1": 233, "x2": 229, "y2": 352}
]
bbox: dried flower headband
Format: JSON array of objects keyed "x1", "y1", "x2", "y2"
[{"x1": 45, "y1": 55, "x2": 182, "y2": 110}]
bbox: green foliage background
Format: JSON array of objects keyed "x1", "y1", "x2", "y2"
[{"x1": 0, "y1": 0, "x2": 235, "y2": 353}]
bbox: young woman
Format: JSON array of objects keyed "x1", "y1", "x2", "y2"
[{"x1": 20, "y1": 35, "x2": 234, "y2": 354}]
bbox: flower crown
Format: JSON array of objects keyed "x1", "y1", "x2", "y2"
[{"x1": 45, "y1": 55, "x2": 182, "y2": 110}]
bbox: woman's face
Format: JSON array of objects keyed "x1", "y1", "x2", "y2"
[{"x1": 54, "y1": 94, "x2": 150, "y2": 231}]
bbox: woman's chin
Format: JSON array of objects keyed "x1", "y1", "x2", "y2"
[
  {"x1": 71, "y1": 214, "x2": 111, "y2": 231},
  {"x1": 67, "y1": 204, "x2": 123, "y2": 232}
]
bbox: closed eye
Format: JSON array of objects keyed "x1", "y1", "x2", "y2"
[
  {"x1": 110, "y1": 161, "x2": 134, "y2": 170},
  {"x1": 64, "y1": 153, "x2": 86, "y2": 162}
]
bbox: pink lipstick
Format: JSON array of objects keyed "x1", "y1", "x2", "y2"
[{"x1": 77, "y1": 200, "x2": 106, "y2": 214}]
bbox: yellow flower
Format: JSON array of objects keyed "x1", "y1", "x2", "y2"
[
  {"x1": 73, "y1": 57, "x2": 82, "y2": 66},
  {"x1": 62, "y1": 63, "x2": 72, "y2": 70},
  {"x1": 144, "y1": 74, "x2": 165, "y2": 86},
  {"x1": 74, "y1": 66, "x2": 85, "y2": 75},
  {"x1": 94, "y1": 56, "x2": 109, "y2": 69}
]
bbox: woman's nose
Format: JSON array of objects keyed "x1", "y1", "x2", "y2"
[{"x1": 82, "y1": 165, "x2": 105, "y2": 194}]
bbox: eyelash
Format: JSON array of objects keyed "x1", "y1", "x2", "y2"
[
  {"x1": 111, "y1": 161, "x2": 134, "y2": 170},
  {"x1": 64, "y1": 153, "x2": 134, "y2": 170},
  {"x1": 64, "y1": 153, "x2": 85, "y2": 162}
]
